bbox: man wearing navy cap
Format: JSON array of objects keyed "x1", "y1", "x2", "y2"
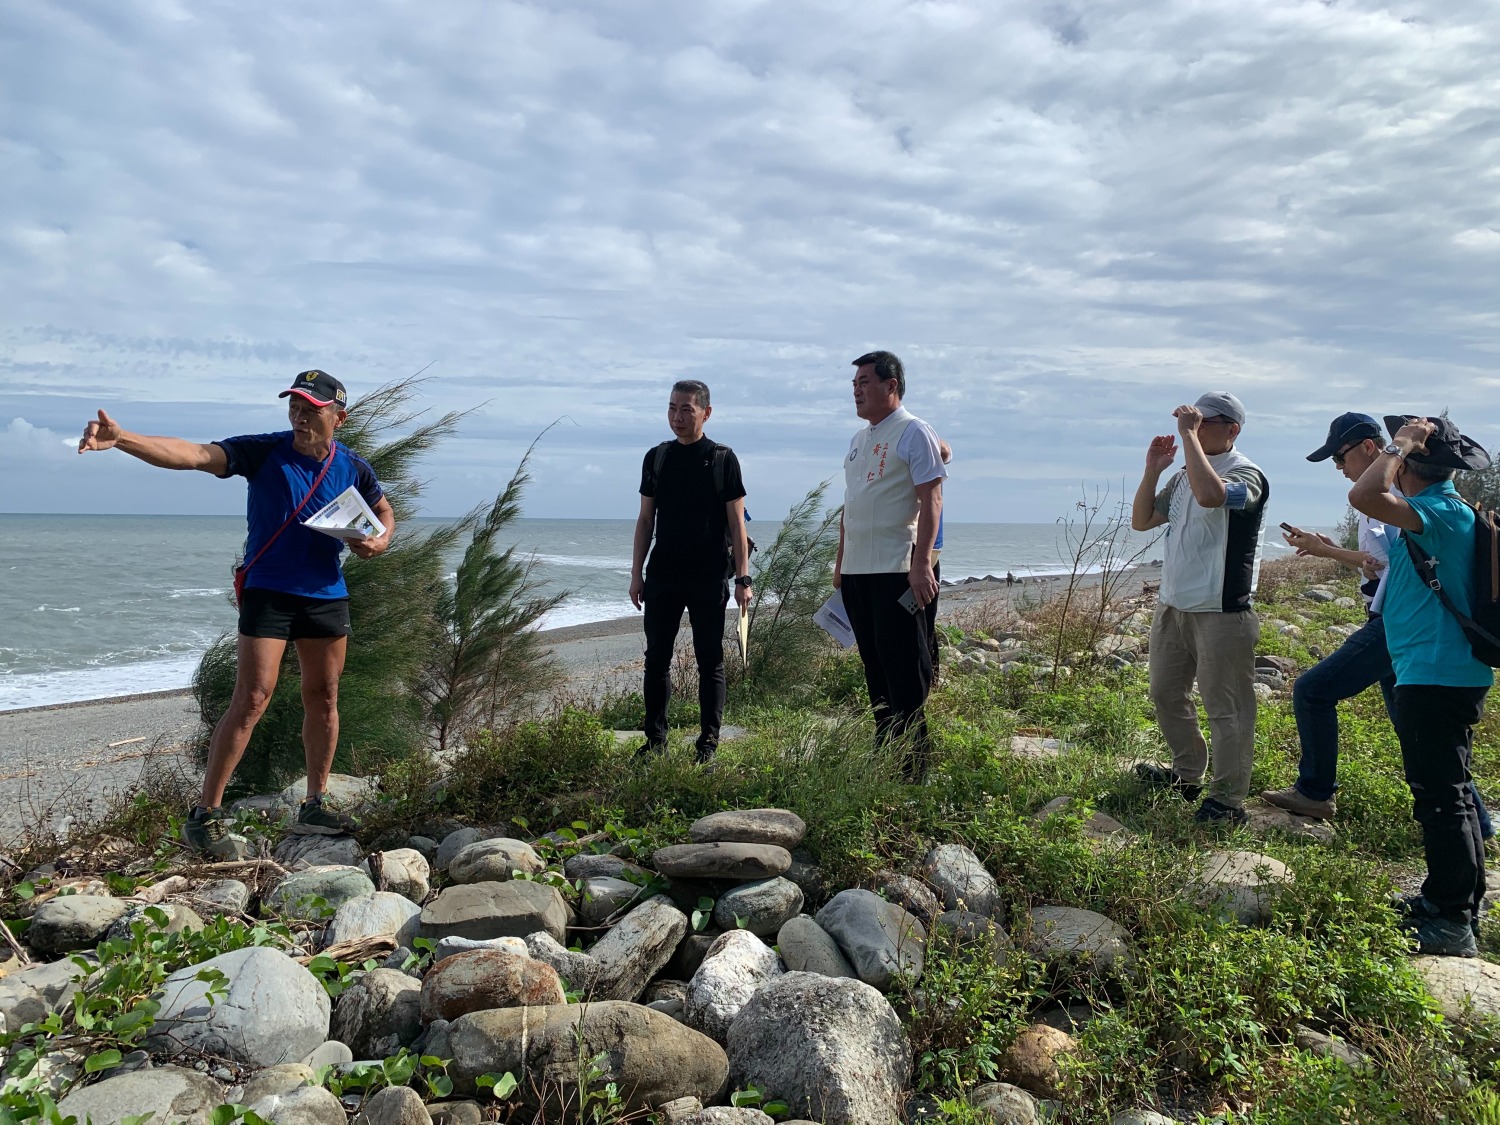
[
  {"x1": 1131, "y1": 391, "x2": 1269, "y2": 824},
  {"x1": 1350, "y1": 414, "x2": 1494, "y2": 956},
  {"x1": 80, "y1": 370, "x2": 396, "y2": 854}
]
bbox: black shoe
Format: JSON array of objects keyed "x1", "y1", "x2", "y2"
[
  {"x1": 695, "y1": 736, "x2": 718, "y2": 765},
  {"x1": 291, "y1": 794, "x2": 358, "y2": 836},
  {"x1": 633, "y1": 739, "x2": 668, "y2": 761},
  {"x1": 1134, "y1": 762, "x2": 1202, "y2": 802},
  {"x1": 1193, "y1": 798, "x2": 1249, "y2": 826},
  {"x1": 1399, "y1": 895, "x2": 1478, "y2": 957},
  {"x1": 181, "y1": 806, "x2": 238, "y2": 857}
]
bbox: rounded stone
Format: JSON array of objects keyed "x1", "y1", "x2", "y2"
[
  {"x1": 420, "y1": 881, "x2": 571, "y2": 944},
  {"x1": 105, "y1": 903, "x2": 205, "y2": 944},
  {"x1": 1024, "y1": 906, "x2": 1130, "y2": 974},
  {"x1": 446, "y1": 838, "x2": 545, "y2": 885},
  {"x1": 814, "y1": 888, "x2": 926, "y2": 991},
  {"x1": 579, "y1": 877, "x2": 645, "y2": 925},
  {"x1": 57, "y1": 1065, "x2": 223, "y2": 1125},
  {"x1": 266, "y1": 866, "x2": 377, "y2": 921},
  {"x1": 563, "y1": 853, "x2": 653, "y2": 882},
  {"x1": 652, "y1": 843, "x2": 792, "y2": 881},
  {"x1": 685, "y1": 930, "x2": 783, "y2": 1041},
  {"x1": 712, "y1": 878, "x2": 803, "y2": 938},
  {"x1": 29, "y1": 895, "x2": 131, "y2": 954},
  {"x1": 921, "y1": 844, "x2": 1002, "y2": 917},
  {"x1": 420, "y1": 949, "x2": 566, "y2": 1021},
  {"x1": 331, "y1": 968, "x2": 423, "y2": 1058},
  {"x1": 776, "y1": 915, "x2": 855, "y2": 979},
  {"x1": 325, "y1": 892, "x2": 422, "y2": 947},
  {"x1": 687, "y1": 809, "x2": 807, "y2": 849},
  {"x1": 1191, "y1": 850, "x2": 1292, "y2": 926}
]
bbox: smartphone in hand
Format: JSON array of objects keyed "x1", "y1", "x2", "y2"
[{"x1": 897, "y1": 587, "x2": 922, "y2": 615}]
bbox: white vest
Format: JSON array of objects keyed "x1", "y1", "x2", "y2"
[
  {"x1": 1159, "y1": 447, "x2": 1263, "y2": 613},
  {"x1": 843, "y1": 408, "x2": 924, "y2": 574}
]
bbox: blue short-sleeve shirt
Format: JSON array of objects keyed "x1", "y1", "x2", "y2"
[
  {"x1": 1382, "y1": 480, "x2": 1494, "y2": 688},
  {"x1": 215, "y1": 432, "x2": 384, "y2": 599}
]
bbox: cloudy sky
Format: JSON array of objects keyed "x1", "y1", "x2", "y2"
[{"x1": 3, "y1": 0, "x2": 1498, "y2": 524}]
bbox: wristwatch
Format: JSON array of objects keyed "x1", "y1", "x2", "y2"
[
  {"x1": 1383, "y1": 442, "x2": 1405, "y2": 459},
  {"x1": 734, "y1": 575, "x2": 753, "y2": 588}
]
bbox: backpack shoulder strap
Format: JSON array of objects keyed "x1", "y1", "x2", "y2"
[
  {"x1": 1404, "y1": 529, "x2": 1500, "y2": 648},
  {"x1": 649, "y1": 441, "x2": 673, "y2": 489},
  {"x1": 712, "y1": 444, "x2": 733, "y2": 503}
]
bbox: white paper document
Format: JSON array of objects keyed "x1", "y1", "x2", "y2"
[
  {"x1": 303, "y1": 486, "x2": 382, "y2": 542},
  {"x1": 813, "y1": 590, "x2": 857, "y2": 649}
]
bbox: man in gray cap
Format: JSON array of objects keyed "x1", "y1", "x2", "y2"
[
  {"x1": 1349, "y1": 414, "x2": 1493, "y2": 956},
  {"x1": 1131, "y1": 392, "x2": 1269, "y2": 824}
]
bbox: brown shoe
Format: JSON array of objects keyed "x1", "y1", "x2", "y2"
[{"x1": 1261, "y1": 786, "x2": 1335, "y2": 820}]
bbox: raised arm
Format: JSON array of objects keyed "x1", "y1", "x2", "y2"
[
  {"x1": 78, "y1": 410, "x2": 227, "y2": 475},
  {"x1": 1132, "y1": 435, "x2": 1176, "y2": 531},
  {"x1": 1349, "y1": 420, "x2": 1430, "y2": 533},
  {"x1": 1174, "y1": 405, "x2": 1227, "y2": 509}
]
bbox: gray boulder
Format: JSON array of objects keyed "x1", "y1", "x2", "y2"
[
  {"x1": 275, "y1": 833, "x2": 364, "y2": 870},
  {"x1": 815, "y1": 888, "x2": 926, "y2": 991},
  {"x1": 1414, "y1": 955, "x2": 1500, "y2": 1020},
  {"x1": 193, "y1": 878, "x2": 251, "y2": 917},
  {"x1": 688, "y1": 809, "x2": 807, "y2": 849},
  {"x1": 933, "y1": 910, "x2": 1013, "y2": 961},
  {"x1": 150, "y1": 947, "x2": 330, "y2": 1067},
  {"x1": 266, "y1": 866, "x2": 376, "y2": 920},
  {"x1": 580, "y1": 876, "x2": 645, "y2": 924},
  {"x1": 105, "y1": 903, "x2": 205, "y2": 943},
  {"x1": 243, "y1": 1063, "x2": 319, "y2": 1102},
  {"x1": 563, "y1": 853, "x2": 652, "y2": 882},
  {"x1": 326, "y1": 891, "x2": 422, "y2": 947},
  {"x1": 1109, "y1": 1113, "x2": 1177, "y2": 1125},
  {"x1": 431, "y1": 1001, "x2": 728, "y2": 1108},
  {"x1": 591, "y1": 895, "x2": 689, "y2": 1001},
  {"x1": 684, "y1": 929, "x2": 783, "y2": 1041},
  {"x1": 248, "y1": 1085, "x2": 346, "y2": 1125},
  {"x1": 376, "y1": 848, "x2": 432, "y2": 903},
  {"x1": 524, "y1": 931, "x2": 600, "y2": 993},
  {"x1": 420, "y1": 880, "x2": 571, "y2": 943},
  {"x1": 0, "y1": 956, "x2": 86, "y2": 1027},
  {"x1": 1191, "y1": 850, "x2": 1292, "y2": 925},
  {"x1": 871, "y1": 871, "x2": 940, "y2": 923},
  {"x1": 278, "y1": 773, "x2": 377, "y2": 810},
  {"x1": 688, "y1": 1112, "x2": 772, "y2": 1125},
  {"x1": 727, "y1": 972, "x2": 910, "y2": 1125},
  {"x1": 713, "y1": 878, "x2": 803, "y2": 938},
  {"x1": 1024, "y1": 906, "x2": 1131, "y2": 975},
  {"x1": 302, "y1": 1039, "x2": 354, "y2": 1068},
  {"x1": 921, "y1": 844, "x2": 1002, "y2": 917},
  {"x1": 331, "y1": 967, "x2": 423, "y2": 1057},
  {"x1": 29, "y1": 894, "x2": 130, "y2": 954},
  {"x1": 968, "y1": 1082, "x2": 1042, "y2": 1124},
  {"x1": 652, "y1": 842, "x2": 792, "y2": 880},
  {"x1": 434, "y1": 827, "x2": 492, "y2": 874},
  {"x1": 446, "y1": 838, "x2": 545, "y2": 885},
  {"x1": 776, "y1": 915, "x2": 856, "y2": 978},
  {"x1": 356, "y1": 1086, "x2": 434, "y2": 1125},
  {"x1": 434, "y1": 935, "x2": 529, "y2": 963},
  {"x1": 56, "y1": 1065, "x2": 222, "y2": 1125}
]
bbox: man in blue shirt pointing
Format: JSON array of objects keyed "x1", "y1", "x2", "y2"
[{"x1": 80, "y1": 370, "x2": 396, "y2": 855}]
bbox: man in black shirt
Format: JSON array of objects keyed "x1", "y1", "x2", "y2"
[{"x1": 630, "y1": 380, "x2": 752, "y2": 762}]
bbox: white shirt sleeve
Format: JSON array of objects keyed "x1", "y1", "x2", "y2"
[{"x1": 898, "y1": 420, "x2": 948, "y2": 486}]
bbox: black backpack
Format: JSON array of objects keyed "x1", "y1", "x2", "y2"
[
  {"x1": 649, "y1": 441, "x2": 756, "y2": 562},
  {"x1": 1403, "y1": 502, "x2": 1500, "y2": 666}
]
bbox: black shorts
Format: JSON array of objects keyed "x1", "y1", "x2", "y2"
[{"x1": 238, "y1": 588, "x2": 352, "y2": 640}]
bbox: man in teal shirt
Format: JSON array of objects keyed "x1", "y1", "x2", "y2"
[{"x1": 1350, "y1": 414, "x2": 1493, "y2": 956}]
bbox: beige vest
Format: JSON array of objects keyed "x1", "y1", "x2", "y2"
[{"x1": 843, "y1": 408, "x2": 923, "y2": 574}]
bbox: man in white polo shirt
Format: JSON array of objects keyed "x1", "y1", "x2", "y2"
[{"x1": 834, "y1": 350, "x2": 947, "y2": 782}]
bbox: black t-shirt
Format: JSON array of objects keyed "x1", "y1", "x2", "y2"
[{"x1": 640, "y1": 437, "x2": 746, "y2": 582}]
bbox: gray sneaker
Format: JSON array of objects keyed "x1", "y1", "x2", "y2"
[
  {"x1": 181, "y1": 807, "x2": 240, "y2": 858},
  {"x1": 291, "y1": 795, "x2": 358, "y2": 836},
  {"x1": 1400, "y1": 895, "x2": 1479, "y2": 957},
  {"x1": 1261, "y1": 786, "x2": 1336, "y2": 820}
]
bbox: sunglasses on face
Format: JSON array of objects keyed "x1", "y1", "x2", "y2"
[{"x1": 1331, "y1": 440, "x2": 1364, "y2": 468}]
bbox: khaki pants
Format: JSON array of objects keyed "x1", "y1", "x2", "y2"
[{"x1": 1148, "y1": 605, "x2": 1260, "y2": 807}]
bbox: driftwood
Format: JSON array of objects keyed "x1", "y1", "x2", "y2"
[
  {"x1": 299, "y1": 934, "x2": 397, "y2": 966},
  {"x1": 130, "y1": 875, "x2": 190, "y2": 905}
]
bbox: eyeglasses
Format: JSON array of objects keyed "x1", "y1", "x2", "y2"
[
  {"x1": 1331, "y1": 441, "x2": 1362, "y2": 468},
  {"x1": 1199, "y1": 416, "x2": 1234, "y2": 426}
]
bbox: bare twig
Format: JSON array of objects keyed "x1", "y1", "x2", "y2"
[{"x1": 0, "y1": 916, "x2": 32, "y2": 968}]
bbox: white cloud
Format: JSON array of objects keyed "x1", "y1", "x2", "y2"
[{"x1": 3, "y1": 0, "x2": 1500, "y2": 523}]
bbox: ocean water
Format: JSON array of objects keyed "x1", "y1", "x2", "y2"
[{"x1": 0, "y1": 513, "x2": 1271, "y2": 711}]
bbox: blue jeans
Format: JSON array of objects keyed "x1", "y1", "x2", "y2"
[{"x1": 1292, "y1": 614, "x2": 1493, "y2": 837}]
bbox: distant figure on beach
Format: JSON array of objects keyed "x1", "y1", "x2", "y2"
[
  {"x1": 834, "y1": 351, "x2": 946, "y2": 783},
  {"x1": 629, "y1": 379, "x2": 751, "y2": 763},
  {"x1": 926, "y1": 439, "x2": 953, "y2": 682},
  {"x1": 1130, "y1": 391, "x2": 1268, "y2": 825},
  {"x1": 1266, "y1": 413, "x2": 1494, "y2": 838},
  {"x1": 77, "y1": 370, "x2": 395, "y2": 855},
  {"x1": 1006, "y1": 572, "x2": 1015, "y2": 587},
  {"x1": 1348, "y1": 414, "x2": 1494, "y2": 956}
]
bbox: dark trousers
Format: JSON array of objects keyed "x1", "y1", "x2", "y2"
[
  {"x1": 842, "y1": 572, "x2": 933, "y2": 780},
  {"x1": 1292, "y1": 615, "x2": 1493, "y2": 836},
  {"x1": 1394, "y1": 684, "x2": 1489, "y2": 924},
  {"x1": 642, "y1": 575, "x2": 728, "y2": 750},
  {"x1": 925, "y1": 560, "x2": 942, "y2": 679}
]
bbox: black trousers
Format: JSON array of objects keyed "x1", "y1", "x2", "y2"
[
  {"x1": 925, "y1": 559, "x2": 942, "y2": 679},
  {"x1": 1394, "y1": 684, "x2": 1489, "y2": 923},
  {"x1": 841, "y1": 572, "x2": 933, "y2": 779},
  {"x1": 642, "y1": 575, "x2": 728, "y2": 749}
]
